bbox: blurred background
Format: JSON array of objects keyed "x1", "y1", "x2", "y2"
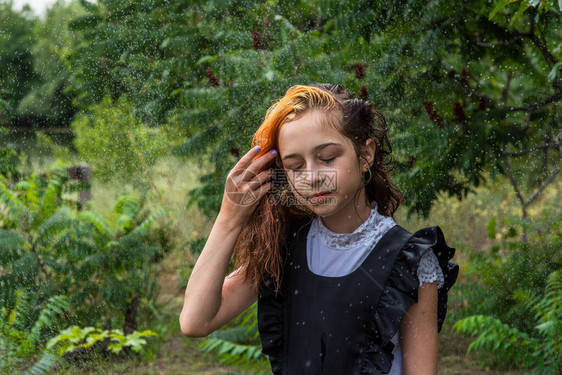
[{"x1": 0, "y1": 0, "x2": 560, "y2": 374}]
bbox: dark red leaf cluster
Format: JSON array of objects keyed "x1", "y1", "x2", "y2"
[
  {"x1": 359, "y1": 85, "x2": 369, "y2": 101},
  {"x1": 205, "y1": 68, "x2": 219, "y2": 87},
  {"x1": 453, "y1": 100, "x2": 466, "y2": 123},
  {"x1": 253, "y1": 30, "x2": 262, "y2": 50},
  {"x1": 355, "y1": 62, "x2": 365, "y2": 80},
  {"x1": 423, "y1": 100, "x2": 444, "y2": 128}
]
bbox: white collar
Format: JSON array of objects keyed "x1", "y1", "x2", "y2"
[{"x1": 309, "y1": 202, "x2": 396, "y2": 251}]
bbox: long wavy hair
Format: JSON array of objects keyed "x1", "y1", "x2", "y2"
[{"x1": 231, "y1": 83, "x2": 403, "y2": 296}]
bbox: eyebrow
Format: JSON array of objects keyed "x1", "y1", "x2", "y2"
[{"x1": 282, "y1": 142, "x2": 342, "y2": 161}]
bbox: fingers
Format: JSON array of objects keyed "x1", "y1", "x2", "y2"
[
  {"x1": 235, "y1": 148, "x2": 278, "y2": 184},
  {"x1": 231, "y1": 146, "x2": 262, "y2": 176},
  {"x1": 247, "y1": 168, "x2": 274, "y2": 191}
]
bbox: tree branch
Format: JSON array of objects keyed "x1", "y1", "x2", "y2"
[
  {"x1": 503, "y1": 153, "x2": 525, "y2": 208},
  {"x1": 494, "y1": 90, "x2": 562, "y2": 112},
  {"x1": 502, "y1": 141, "x2": 562, "y2": 157},
  {"x1": 525, "y1": 165, "x2": 561, "y2": 207}
]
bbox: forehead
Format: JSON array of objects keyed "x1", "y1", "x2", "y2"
[{"x1": 278, "y1": 110, "x2": 350, "y2": 155}]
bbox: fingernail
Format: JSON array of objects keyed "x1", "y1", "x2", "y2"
[
  {"x1": 271, "y1": 149, "x2": 277, "y2": 155},
  {"x1": 254, "y1": 146, "x2": 261, "y2": 152}
]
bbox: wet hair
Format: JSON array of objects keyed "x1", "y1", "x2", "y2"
[{"x1": 230, "y1": 83, "x2": 403, "y2": 295}]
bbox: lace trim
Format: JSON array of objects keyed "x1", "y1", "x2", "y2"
[
  {"x1": 418, "y1": 250, "x2": 445, "y2": 289},
  {"x1": 311, "y1": 202, "x2": 396, "y2": 250}
]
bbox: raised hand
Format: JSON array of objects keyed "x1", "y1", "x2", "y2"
[{"x1": 220, "y1": 146, "x2": 277, "y2": 227}]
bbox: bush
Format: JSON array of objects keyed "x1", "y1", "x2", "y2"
[
  {"x1": 0, "y1": 159, "x2": 169, "y2": 333},
  {"x1": 71, "y1": 96, "x2": 181, "y2": 186},
  {"x1": 454, "y1": 204, "x2": 561, "y2": 372}
]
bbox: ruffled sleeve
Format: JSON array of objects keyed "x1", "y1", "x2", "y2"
[
  {"x1": 360, "y1": 225, "x2": 459, "y2": 374},
  {"x1": 418, "y1": 250, "x2": 445, "y2": 288}
]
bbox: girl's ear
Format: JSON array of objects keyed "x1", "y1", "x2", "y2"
[{"x1": 361, "y1": 139, "x2": 377, "y2": 171}]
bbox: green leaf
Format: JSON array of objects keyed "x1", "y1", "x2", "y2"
[
  {"x1": 68, "y1": 15, "x2": 103, "y2": 31},
  {"x1": 510, "y1": 1, "x2": 531, "y2": 24},
  {"x1": 195, "y1": 55, "x2": 218, "y2": 67},
  {"x1": 489, "y1": 0, "x2": 515, "y2": 20},
  {"x1": 79, "y1": 0, "x2": 100, "y2": 13},
  {"x1": 547, "y1": 62, "x2": 562, "y2": 81}
]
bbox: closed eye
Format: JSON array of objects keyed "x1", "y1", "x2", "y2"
[{"x1": 290, "y1": 157, "x2": 336, "y2": 171}]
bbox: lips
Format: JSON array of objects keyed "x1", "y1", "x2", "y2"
[{"x1": 310, "y1": 191, "x2": 332, "y2": 199}]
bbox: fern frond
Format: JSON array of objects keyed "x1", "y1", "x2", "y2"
[
  {"x1": 31, "y1": 167, "x2": 67, "y2": 230},
  {"x1": 128, "y1": 207, "x2": 170, "y2": 237},
  {"x1": 23, "y1": 350, "x2": 59, "y2": 375},
  {"x1": 454, "y1": 314, "x2": 541, "y2": 369},
  {"x1": 533, "y1": 270, "x2": 562, "y2": 325},
  {"x1": 34, "y1": 206, "x2": 74, "y2": 247},
  {"x1": 0, "y1": 178, "x2": 27, "y2": 223},
  {"x1": 76, "y1": 210, "x2": 115, "y2": 237},
  {"x1": 29, "y1": 295, "x2": 70, "y2": 343},
  {"x1": 199, "y1": 327, "x2": 269, "y2": 374}
]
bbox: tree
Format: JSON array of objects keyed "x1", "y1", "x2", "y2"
[
  {"x1": 64, "y1": 0, "x2": 561, "y2": 220},
  {"x1": 0, "y1": 1, "x2": 38, "y2": 125}
]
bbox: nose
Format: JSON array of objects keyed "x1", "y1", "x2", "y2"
[{"x1": 298, "y1": 166, "x2": 328, "y2": 192}]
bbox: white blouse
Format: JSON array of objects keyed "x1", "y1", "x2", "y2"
[{"x1": 306, "y1": 202, "x2": 444, "y2": 375}]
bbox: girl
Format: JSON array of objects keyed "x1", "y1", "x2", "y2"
[{"x1": 180, "y1": 84, "x2": 459, "y2": 374}]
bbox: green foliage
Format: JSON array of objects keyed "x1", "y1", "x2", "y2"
[
  {"x1": 133, "y1": 0, "x2": 562, "y2": 218},
  {"x1": 0, "y1": 159, "x2": 169, "y2": 329},
  {"x1": 0, "y1": 143, "x2": 19, "y2": 180},
  {"x1": 3, "y1": 0, "x2": 560, "y2": 218},
  {"x1": 454, "y1": 269, "x2": 562, "y2": 374},
  {"x1": 16, "y1": 0, "x2": 85, "y2": 127},
  {"x1": 458, "y1": 204, "x2": 561, "y2": 332},
  {"x1": 198, "y1": 302, "x2": 271, "y2": 375},
  {"x1": 71, "y1": 95, "x2": 182, "y2": 185},
  {"x1": 0, "y1": 290, "x2": 69, "y2": 374},
  {"x1": 47, "y1": 325, "x2": 157, "y2": 356},
  {"x1": 0, "y1": 2, "x2": 38, "y2": 124}
]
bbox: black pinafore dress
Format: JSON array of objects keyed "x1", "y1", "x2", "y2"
[{"x1": 257, "y1": 220, "x2": 459, "y2": 375}]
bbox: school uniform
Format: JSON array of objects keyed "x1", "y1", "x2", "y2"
[{"x1": 257, "y1": 203, "x2": 459, "y2": 374}]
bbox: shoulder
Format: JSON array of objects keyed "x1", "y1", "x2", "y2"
[
  {"x1": 387, "y1": 225, "x2": 460, "y2": 331},
  {"x1": 394, "y1": 225, "x2": 457, "y2": 275}
]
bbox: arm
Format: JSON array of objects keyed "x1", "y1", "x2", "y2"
[
  {"x1": 179, "y1": 146, "x2": 276, "y2": 337},
  {"x1": 400, "y1": 281, "x2": 438, "y2": 375},
  {"x1": 179, "y1": 214, "x2": 258, "y2": 337}
]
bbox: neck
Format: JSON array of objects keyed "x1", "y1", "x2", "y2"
[{"x1": 318, "y1": 190, "x2": 372, "y2": 234}]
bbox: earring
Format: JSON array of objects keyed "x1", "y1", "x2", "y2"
[{"x1": 361, "y1": 168, "x2": 372, "y2": 184}]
